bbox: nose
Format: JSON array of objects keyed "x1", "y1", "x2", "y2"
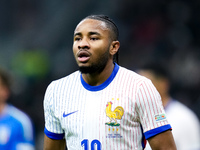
[{"x1": 78, "y1": 38, "x2": 90, "y2": 49}]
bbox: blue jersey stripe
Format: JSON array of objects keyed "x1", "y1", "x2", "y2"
[
  {"x1": 44, "y1": 127, "x2": 65, "y2": 140},
  {"x1": 144, "y1": 124, "x2": 172, "y2": 139},
  {"x1": 81, "y1": 63, "x2": 119, "y2": 91}
]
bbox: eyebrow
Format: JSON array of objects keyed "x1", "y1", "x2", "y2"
[{"x1": 74, "y1": 31, "x2": 101, "y2": 37}]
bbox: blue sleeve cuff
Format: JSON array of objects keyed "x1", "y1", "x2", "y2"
[
  {"x1": 44, "y1": 127, "x2": 65, "y2": 140},
  {"x1": 144, "y1": 124, "x2": 172, "y2": 139}
]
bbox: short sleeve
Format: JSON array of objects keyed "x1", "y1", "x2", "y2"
[
  {"x1": 43, "y1": 82, "x2": 65, "y2": 140},
  {"x1": 136, "y1": 78, "x2": 171, "y2": 139}
]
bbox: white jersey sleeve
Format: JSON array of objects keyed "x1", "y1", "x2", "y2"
[
  {"x1": 135, "y1": 78, "x2": 171, "y2": 139},
  {"x1": 44, "y1": 81, "x2": 65, "y2": 140}
]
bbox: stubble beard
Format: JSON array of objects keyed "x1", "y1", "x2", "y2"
[{"x1": 79, "y1": 49, "x2": 110, "y2": 74}]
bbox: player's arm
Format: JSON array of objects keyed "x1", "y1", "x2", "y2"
[
  {"x1": 43, "y1": 83, "x2": 66, "y2": 150},
  {"x1": 44, "y1": 134, "x2": 66, "y2": 150},
  {"x1": 147, "y1": 130, "x2": 176, "y2": 150}
]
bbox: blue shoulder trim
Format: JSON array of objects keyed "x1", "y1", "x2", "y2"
[
  {"x1": 144, "y1": 124, "x2": 172, "y2": 139},
  {"x1": 81, "y1": 63, "x2": 119, "y2": 91},
  {"x1": 44, "y1": 127, "x2": 65, "y2": 140}
]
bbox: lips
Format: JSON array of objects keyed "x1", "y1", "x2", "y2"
[{"x1": 77, "y1": 50, "x2": 90, "y2": 63}]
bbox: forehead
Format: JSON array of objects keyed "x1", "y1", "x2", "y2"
[{"x1": 74, "y1": 19, "x2": 109, "y2": 34}]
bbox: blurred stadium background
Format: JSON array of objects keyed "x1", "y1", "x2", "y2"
[{"x1": 0, "y1": 0, "x2": 200, "y2": 149}]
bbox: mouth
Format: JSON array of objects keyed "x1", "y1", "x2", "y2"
[{"x1": 77, "y1": 50, "x2": 90, "y2": 63}]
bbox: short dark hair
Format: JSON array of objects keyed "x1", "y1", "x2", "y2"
[
  {"x1": 84, "y1": 15, "x2": 119, "y2": 41},
  {"x1": 0, "y1": 68, "x2": 11, "y2": 91}
]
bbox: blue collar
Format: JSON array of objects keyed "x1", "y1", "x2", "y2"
[{"x1": 80, "y1": 63, "x2": 119, "y2": 91}]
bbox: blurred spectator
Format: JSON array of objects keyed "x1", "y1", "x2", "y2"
[
  {"x1": 137, "y1": 62, "x2": 200, "y2": 150},
  {"x1": 12, "y1": 49, "x2": 50, "y2": 83},
  {"x1": 0, "y1": 67, "x2": 35, "y2": 150}
]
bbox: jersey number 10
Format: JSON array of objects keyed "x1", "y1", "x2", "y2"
[{"x1": 81, "y1": 139, "x2": 101, "y2": 150}]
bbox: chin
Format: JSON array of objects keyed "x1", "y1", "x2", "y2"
[
  {"x1": 79, "y1": 64, "x2": 106, "y2": 74},
  {"x1": 79, "y1": 65, "x2": 92, "y2": 74},
  {"x1": 78, "y1": 63, "x2": 88, "y2": 68}
]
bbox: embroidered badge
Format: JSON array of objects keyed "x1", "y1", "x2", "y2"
[
  {"x1": 155, "y1": 113, "x2": 166, "y2": 122},
  {"x1": 105, "y1": 101, "x2": 124, "y2": 126},
  {"x1": 105, "y1": 99, "x2": 124, "y2": 139}
]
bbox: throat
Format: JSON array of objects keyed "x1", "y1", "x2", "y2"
[
  {"x1": 82, "y1": 74, "x2": 103, "y2": 86},
  {"x1": 81, "y1": 62, "x2": 115, "y2": 86}
]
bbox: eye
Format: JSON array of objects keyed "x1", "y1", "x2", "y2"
[
  {"x1": 90, "y1": 37, "x2": 99, "y2": 41},
  {"x1": 74, "y1": 37, "x2": 81, "y2": 41}
]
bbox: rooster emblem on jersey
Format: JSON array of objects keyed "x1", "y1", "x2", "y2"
[{"x1": 105, "y1": 101, "x2": 124, "y2": 126}]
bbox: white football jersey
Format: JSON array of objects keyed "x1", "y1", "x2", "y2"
[{"x1": 44, "y1": 63, "x2": 171, "y2": 150}]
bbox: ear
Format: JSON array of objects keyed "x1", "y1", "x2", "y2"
[{"x1": 110, "y1": 41, "x2": 120, "y2": 56}]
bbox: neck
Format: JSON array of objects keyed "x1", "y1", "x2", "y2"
[{"x1": 82, "y1": 62, "x2": 115, "y2": 86}]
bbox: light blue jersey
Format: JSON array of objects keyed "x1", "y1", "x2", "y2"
[{"x1": 0, "y1": 104, "x2": 35, "y2": 150}]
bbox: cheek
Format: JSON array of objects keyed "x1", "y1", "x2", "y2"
[
  {"x1": 72, "y1": 45, "x2": 78, "y2": 56},
  {"x1": 93, "y1": 42, "x2": 110, "y2": 54}
]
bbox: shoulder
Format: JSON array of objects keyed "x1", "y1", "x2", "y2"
[
  {"x1": 118, "y1": 66, "x2": 153, "y2": 89},
  {"x1": 46, "y1": 71, "x2": 80, "y2": 91},
  {"x1": 44, "y1": 71, "x2": 81, "y2": 105},
  {"x1": 50, "y1": 71, "x2": 80, "y2": 86},
  {"x1": 51, "y1": 71, "x2": 80, "y2": 84},
  {"x1": 118, "y1": 66, "x2": 150, "y2": 82},
  {"x1": 6, "y1": 105, "x2": 34, "y2": 140},
  {"x1": 6, "y1": 105, "x2": 33, "y2": 127}
]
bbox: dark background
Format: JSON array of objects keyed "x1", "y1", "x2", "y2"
[{"x1": 0, "y1": 0, "x2": 200, "y2": 149}]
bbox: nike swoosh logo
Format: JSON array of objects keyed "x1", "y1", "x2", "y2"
[{"x1": 63, "y1": 110, "x2": 78, "y2": 117}]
